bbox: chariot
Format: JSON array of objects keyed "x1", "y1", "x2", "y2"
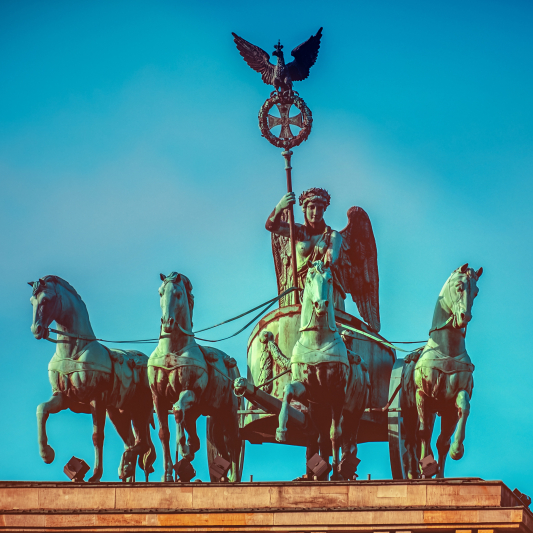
[
  {"x1": 234, "y1": 303, "x2": 409, "y2": 479},
  {"x1": 28, "y1": 29, "x2": 479, "y2": 485}
]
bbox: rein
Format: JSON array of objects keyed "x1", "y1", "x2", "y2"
[
  {"x1": 40, "y1": 285, "x2": 449, "y2": 353},
  {"x1": 176, "y1": 287, "x2": 298, "y2": 342},
  {"x1": 45, "y1": 329, "x2": 157, "y2": 344},
  {"x1": 44, "y1": 287, "x2": 298, "y2": 345},
  {"x1": 298, "y1": 305, "x2": 336, "y2": 332},
  {"x1": 428, "y1": 315, "x2": 454, "y2": 336},
  {"x1": 338, "y1": 323, "x2": 425, "y2": 354},
  {"x1": 428, "y1": 272, "x2": 469, "y2": 338}
]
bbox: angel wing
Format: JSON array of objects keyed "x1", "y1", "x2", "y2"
[
  {"x1": 338, "y1": 206, "x2": 380, "y2": 332},
  {"x1": 287, "y1": 27, "x2": 323, "y2": 82},
  {"x1": 271, "y1": 209, "x2": 294, "y2": 307},
  {"x1": 232, "y1": 32, "x2": 275, "y2": 86}
]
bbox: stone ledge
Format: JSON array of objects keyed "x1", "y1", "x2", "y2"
[
  {"x1": 0, "y1": 479, "x2": 520, "y2": 512},
  {"x1": 0, "y1": 507, "x2": 531, "y2": 532},
  {"x1": 0, "y1": 480, "x2": 531, "y2": 532}
]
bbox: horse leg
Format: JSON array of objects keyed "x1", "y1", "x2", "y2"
[
  {"x1": 426, "y1": 412, "x2": 437, "y2": 460},
  {"x1": 141, "y1": 416, "x2": 157, "y2": 483},
  {"x1": 36, "y1": 392, "x2": 68, "y2": 464},
  {"x1": 153, "y1": 394, "x2": 173, "y2": 482},
  {"x1": 305, "y1": 439, "x2": 320, "y2": 479},
  {"x1": 340, "y1": 413, "x2": 352, "y2": 460},
  {"x1": 305, "y1": 402, "x2": 322, "y2": 479},
  {"x1": 130, "y1": 407, "x2": 154, "y2": 483},
  {"x1": 224, "y1": 396, "x2": 242, "y2": 483},
  {"x1": 401, "y1": 398, "x2": 419, "y2": 479},
  {"x1": 450, "y1": 390, "x2": 470, "y2": 460},
  {"x1": 276, "y1": 381, "x2": 306, "y2": 443},
  {"x1": 88, "y1": 398, "x2": 106, "y2": 483},
  {"x1": 183, "y1": 408, "x2": 200, "y2": 458},
  {"x1": 224, "y1": 411, "x2": 241, "y2": 483},
  {"x1": 436, "y1": 405, "x2": 459, "y2": 478},
  {"x1": 340, "y1": 406, "x2": 366, "y2": 479},
  {"x1": 174, "y1": 390, "x2": 197, "y2": 461},
  {"x1": 416, "y1": 389, "x2": 434, "y2": 462},
  {"x1": 107, "y1": 407, "x2": 136, "y2": 482},
  {"x1": 306, "y1": 401, "x2": 331, "y2": 480},
  {"x1": 329, "y1": 401, "x2": 344, "y2": 480}
]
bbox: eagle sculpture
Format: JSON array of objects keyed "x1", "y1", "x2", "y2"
[{"x1": 232, "y1": 28, "x2": 323, "y2": 93}]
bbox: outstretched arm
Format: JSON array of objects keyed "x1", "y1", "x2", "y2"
[{"x1": 265, "y1": 192, "x2": 297, "y2": 237}]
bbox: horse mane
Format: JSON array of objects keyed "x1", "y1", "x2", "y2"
[
  {"x1": 440, "y1": 267, "x2": 479, "y2": 302},
  {"x1": 33, "y1": 275, "x2": 84, "y2": 302},
  {"x1": 163, "y1": 272, "x2": 195, "y2": 322},
  {"x1": 452, "y1": 266, "x2": 481, "y2": 282},
  {"x1": 310, "y1": 260, "x2": 326, "y2": 274}
]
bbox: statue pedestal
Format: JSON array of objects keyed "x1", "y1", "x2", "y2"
[{"x1": 1, "y1": 479, "x2": 531, "y2": 532}]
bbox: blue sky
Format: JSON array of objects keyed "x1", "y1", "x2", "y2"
[{"x1": 1, "y1": 0, "x2": 532, "y2": 493}]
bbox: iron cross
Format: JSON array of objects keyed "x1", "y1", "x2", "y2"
[{"x1": 267, "y1": 103, "x2": 303, "y2": 139}]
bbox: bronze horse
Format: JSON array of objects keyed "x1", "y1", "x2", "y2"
[
  {"x1": 276, "y1": 261, "x2": 368, "y2": 479},
  {"x1": 148, "y1": 272, "x2": 243, "y2": 482},
  {"x1": 30, "y1": 276, "x2": 155, "y2": 482},
  {"x1": 401, "y1": 263, "x2": 482, "y2": 478}
]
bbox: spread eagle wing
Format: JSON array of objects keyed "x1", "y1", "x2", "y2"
[
  {"x1": 338, "y1": 206, "x2": 380, "y2": 332},
  {"x1": 287, "y1": 27, "x2": 323, "y2": 82},
  {"x1": 271, "y1": 209, "x2": 293, "y2": 307},
  {"x1": 232, "y1": 32, "x2": 275, "y2": 86}
]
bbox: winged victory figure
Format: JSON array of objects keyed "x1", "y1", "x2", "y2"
[
  {"x1": 265, "y1": 188, "x2": 380, "y2": 332},
  {"x1": 232, "y1": 28, "x2": 323, "y2": 93}
]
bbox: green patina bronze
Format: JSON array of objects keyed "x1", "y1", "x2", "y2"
[
  {"x1": 400, "y1": 263, "x2": 483, "y2": 478},
  {"x1": 29, "y1": 276, "x2": 155, "y2": 483},
  {"x1": 276, "y1": 260, "x2": 370, "y2": 479},
  {"x1": 148, "y1": 272, "x2": 244, "y2": 482},
  {"x1": 266, "y1": 188, "x2": 381, "y2": 332}
]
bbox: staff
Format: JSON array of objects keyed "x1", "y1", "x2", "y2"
[
  {"x1": 232, "y1": 30, "x2": 321, "y2": 305},
  {"x1": 281, "y1": 149, "x2": 299, "y2": 302}
]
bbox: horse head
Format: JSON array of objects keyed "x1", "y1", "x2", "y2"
[
  {"x1": 28, "y1": 277, "x2": 60, "y2": 339},
  {"x1": 159, "y1": 272, "x2": 194, "y2": 333},
  {"x1": 301, "y1": 260, "x2": 336, "y2": 331},
  {"x1": 444, "y1": 263, "x2": 483, "y2": 329}
]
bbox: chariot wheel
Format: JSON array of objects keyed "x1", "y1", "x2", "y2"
[{"x1": 388, "y1": 357, "x2": 408, "y2": 479}]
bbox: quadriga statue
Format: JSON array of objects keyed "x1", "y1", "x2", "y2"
[
  {"x1": 148, "y1": 272, "x2": 243, "y2": 482},
  {"x1": 29, "y1": 276, "x2": 155, "y2": 482},
  {"x1": 401, "y1": 263, "x2": 482, "y2": 478}
]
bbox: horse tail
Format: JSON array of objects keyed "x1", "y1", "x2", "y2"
[{"x1": 205, "y1": 361, "x2": 244, "y2": 482}]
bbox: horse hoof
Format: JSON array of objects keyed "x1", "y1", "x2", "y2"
[
  {"x1": 450, "y1": 442, "x2": 464, "y2": 460},
  {"x1": 178, "y1": 444, "x2": 190, "y2": 459},
  {"x1": 275, "y1": 428, "x2": 287, "y2": 443},
  {"x1": 40, "y1": 445, "x2": 55, "y2": 464},
  {"x1": 88, "y1": 473, "x2": 102, "y2": 483},
  {"x1": 119, "y1": 464, "x2": 135, "y2": 481},
  {"x1": 188, "y1": 436, "x2": 200, "y2": 453}
]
